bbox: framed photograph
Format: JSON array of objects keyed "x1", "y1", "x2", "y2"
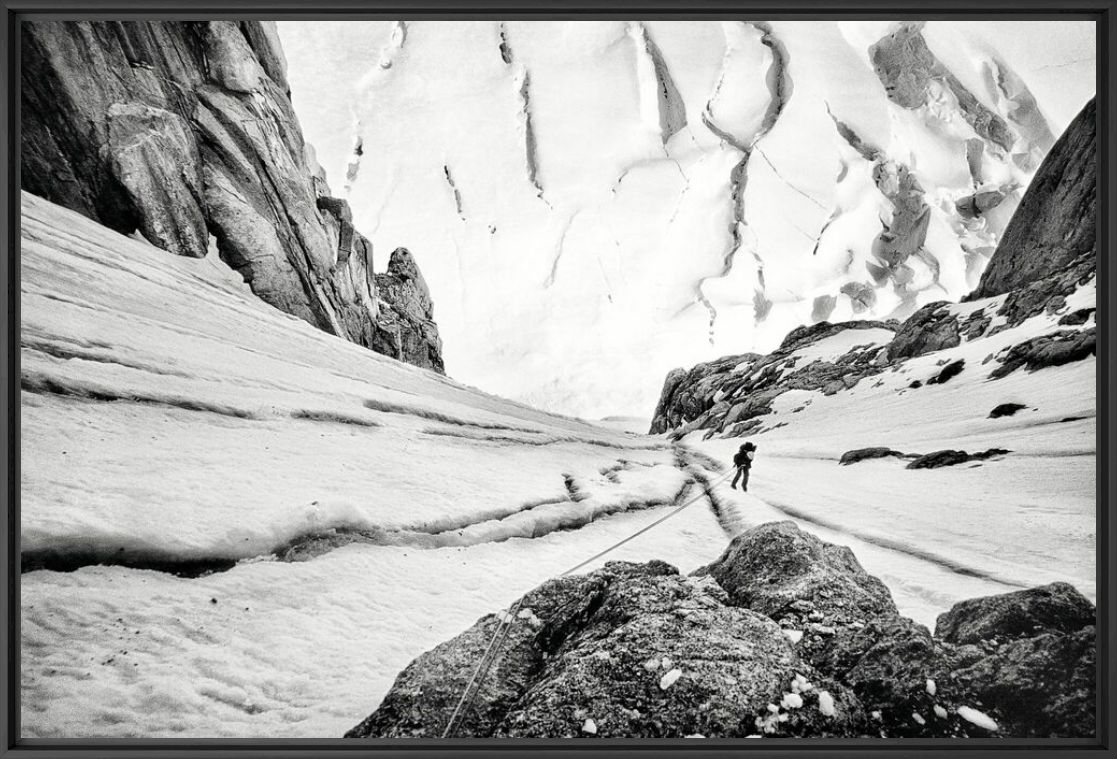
[{"x1": 2, "y1": 1, "x2": 1112, "y2": 756}]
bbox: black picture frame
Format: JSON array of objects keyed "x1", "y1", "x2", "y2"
[{"x1": 1, "y1": 1, "x2": 1113, "y2": 757}]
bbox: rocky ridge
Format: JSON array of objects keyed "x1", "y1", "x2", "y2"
[
  {"x1": 20, "y1": 20, "x2": 443, "y2": 372},
  {"x1": 346, "y1": 521, "x2": 1095, "y2": 738},
  {"x1": 648, "y1": 96, "x2": 1097, "y2": 439}
]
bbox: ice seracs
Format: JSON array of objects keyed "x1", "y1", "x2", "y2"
[{"x1": 278, "y1": 20, "x2": 1093, "y2": 418}]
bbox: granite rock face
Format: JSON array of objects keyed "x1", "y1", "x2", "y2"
[
  {"x1": 348, "y1": 522, "x2": 1095, "y2": 738},
  {"x1": 372, "y1": 248, "x2": 445, "y2": 373},
  {"x1": 969, "y1": 98, "x2": 1096, "y2": 299},
  {"x1": 20, "y1": 20, "x2": 443, "y2": 373}
]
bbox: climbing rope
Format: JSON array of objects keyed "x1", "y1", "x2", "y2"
[{"x1": 439, "y1": 467, "x2": 734, "y2": 738}]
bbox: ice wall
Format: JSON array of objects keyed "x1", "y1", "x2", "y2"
[{"x1": 278, "y1": 20, "x2": 1095, "y2": 418}]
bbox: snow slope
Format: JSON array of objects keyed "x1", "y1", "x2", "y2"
[
  {"x1": 278, "y1": 20, "x2": 1095, "y2": 418},
  {"x1": 20, "y1": 189, "x2": 1094, "y2": 738},
  {"x1": 20, "y1": 192, "x2": 718, "y2": 737}
]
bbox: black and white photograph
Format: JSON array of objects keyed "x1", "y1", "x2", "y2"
[{"x1": 6, "y1": 9, "x2": 1106, "y2": 744}]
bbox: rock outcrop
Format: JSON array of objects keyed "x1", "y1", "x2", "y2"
[
  {"x1": 20, "y1": 21, "x2": 444, "y2": 373},
  {"x1": 969, "y1": 98, "x2": 1096, "y2": 299},
  {"x1": 649, "y1": 321, "x2": 897, "y2": 437},
  {"x1": 347, "y1": 522, "x2": 1095, "y2": 738},
  {"x1": 371, "y1": 248, "x2": 445, "y2": 373}
]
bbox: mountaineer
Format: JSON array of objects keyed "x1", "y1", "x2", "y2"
[{"x1": 731, "y1": 442, "x2": 756, "y2": 491}]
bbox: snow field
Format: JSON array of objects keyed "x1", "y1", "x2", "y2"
[{"x1": 20, "y1": 192, "x2": 733, "y2": 737}]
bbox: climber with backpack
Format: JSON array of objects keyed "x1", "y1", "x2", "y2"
[{"x1": 731, "y1": 442, "x2": 756, "y2": 491}]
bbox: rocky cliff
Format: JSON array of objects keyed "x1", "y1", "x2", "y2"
[
  {"x1": 346, "y1": 521, "x2": 1095, "y2": 738},
  {"x1": 969, "y1": 97, "x2": 1096, "y2": 299},
  {"x1": 20, "y1": 20, "x2": 443, "y2": 372}
]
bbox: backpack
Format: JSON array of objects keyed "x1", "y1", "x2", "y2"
[{"x1": 733, "y1": 450, "x2": 752, "y2": 468}]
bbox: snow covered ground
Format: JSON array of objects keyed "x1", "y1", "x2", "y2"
[
  {"x1": 21, "y1": 186, "x2": 1094, "y2": 737},
  {"x1": 19, "y1": 193, "x2": 721, "y2": 737},
  {"x1": 19, "y1": 190, "x2": 1095, "y2": 737},
  {"x1": 277, "y1": 20, "x2": 1095, "y2": 418}
]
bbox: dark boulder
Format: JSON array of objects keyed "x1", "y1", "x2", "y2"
[
  {"x1": 697, "y1": 521, "x2": 897, "y2": 625},
  {"x1": 1059, "y1": 308, "x2": 1095, "y2": 326},
  {"x1": 887, "y1": 303, "x2": 960, "y2": 360},
  {"x1": 906, "y1": 449, "x2": 1009, "y2": 469},
  {"x1": 989, "y1": 403, "x2": 1028, "y2": 419},
  {"x1": 906, "y1": 450, "x2": 970, "y2": 469},
  {"x1": 934, "y1": 582, "x2": 1096, "y2": 645},
  {"x1": 839, "y1": 447, "x2": 911, "y2": 465},
  {"x1": 989, "y1": 328, "x2": 1096, "y2": 380},
  {"x1": 927, "y1": 358, "x2": 965, "y2": 385}
]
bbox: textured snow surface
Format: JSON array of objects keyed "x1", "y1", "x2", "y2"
[
  {"x1": 20, "y1": 193, "x2": 727, "y2": 737},
  {"x1": 19, "y1": 192, "x2": 1094, "y2": 737},
  {"x1": 279, "y1": 20, "x2": 1095, "y2": 418}
]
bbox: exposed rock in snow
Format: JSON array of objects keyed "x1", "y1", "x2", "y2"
[
  {"x1": 905, "y1": 448, "x2": 1009, "y2": 470},
  {"x1": 839, "y1": 447, "x2": 913, "y2": 465},
  {"x1": 350, "y1": 520, "x2": 1095, "y2": 738},
  {"x1": 649, "y1": 321, "x2": 897, "y2": 436},
  {"x1": 987, "y1": 404, "x2": 1027, "y2": 422},
  {"x1": 988, "y1": 328, "x2": 1096, "y2": 380},
  {"x1": 926, "y1": 358, "x2": 964, "y2": 385},
  {"x1": 20, "y1": 21, "x2": 444, "y2": 373},
  {"x1": 887, "y1": 303, "x2": 961, "y2": 360}
]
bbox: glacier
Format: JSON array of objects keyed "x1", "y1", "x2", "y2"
[{"x1": 278, "y1": 20, "x2": 1095, "y2": 419}]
